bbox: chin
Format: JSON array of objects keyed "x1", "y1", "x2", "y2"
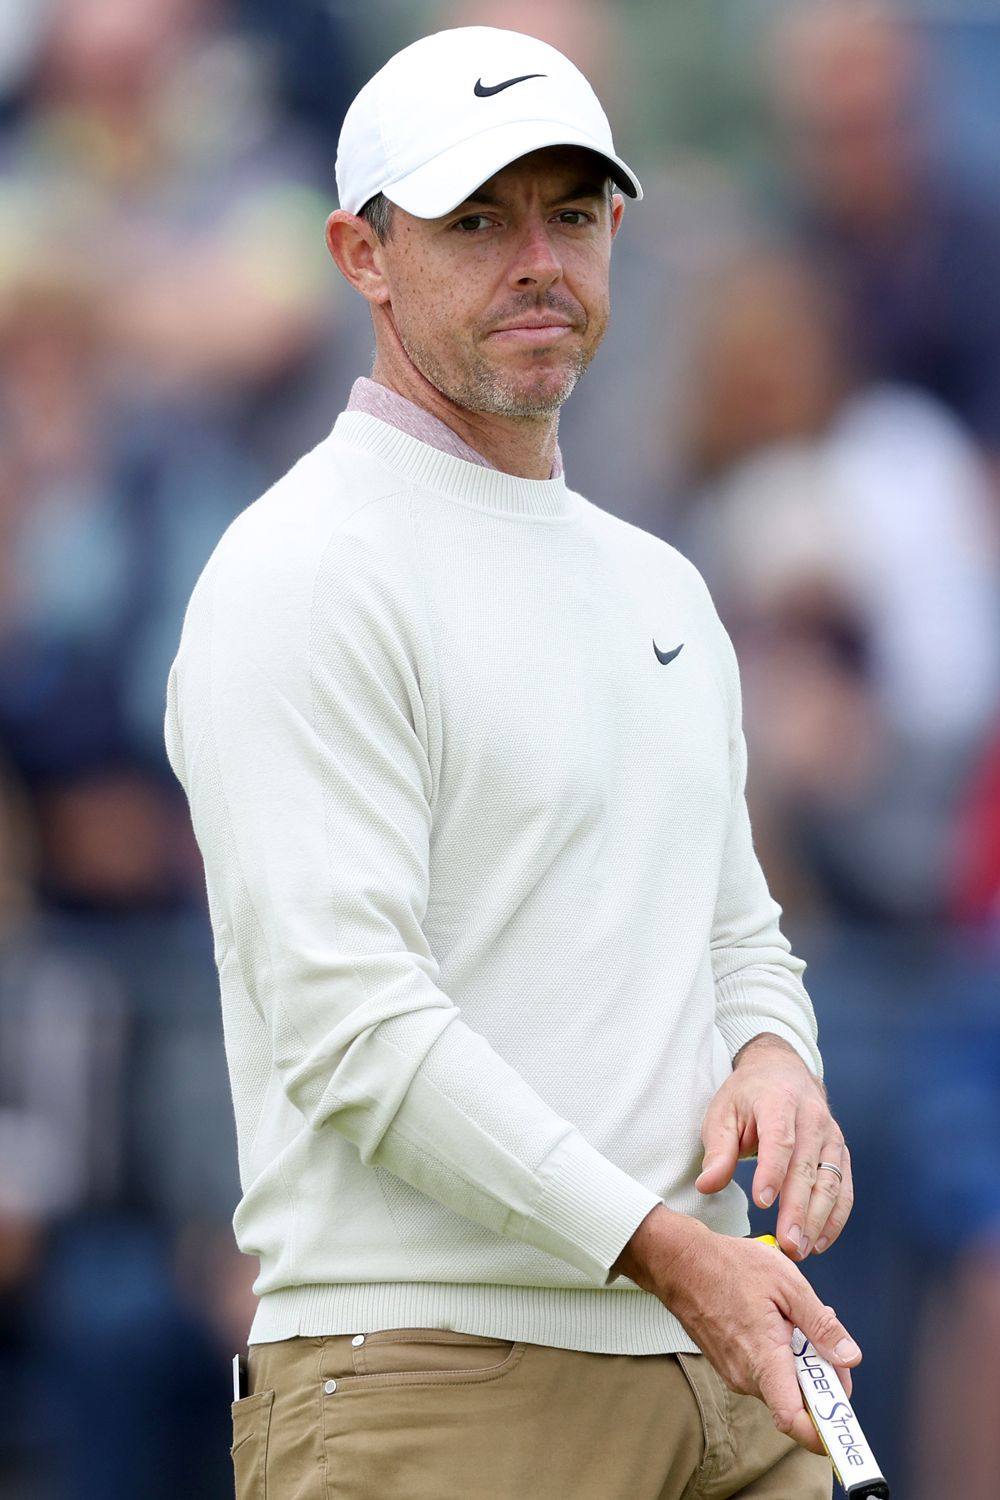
[
  {"x1": 436, "y1": 349, "x2": 587, "y2": 419},
  {"x1": 499, "y1": 361, "x2": 584, "y2": 410}
]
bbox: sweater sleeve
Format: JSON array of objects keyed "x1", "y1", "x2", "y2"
[
  {"x1": 707, "y1": 615, "x2": 823, "y2": 1077},
  {"x1": 167, "y1": 512, "x2": 658, "y2": 1285}
]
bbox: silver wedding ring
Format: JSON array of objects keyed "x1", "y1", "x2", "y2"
[{"x1": 817, "y1": 1160, "x2": 844, "y2": 1183}]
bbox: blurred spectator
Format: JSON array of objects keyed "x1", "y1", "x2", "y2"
[
  {"x1": 234, "y1": 0, "x2": 360, "y2": 154},
  {"x1": 0, "y1": 253, "x2": 258, "y2": 910},
  {"x1": 769, "y1": 0, "x2": 1000, "y2": 482},
  {"x1": 893, "y1": 944, "x2": 1000, "y2": 1500},
  {"x1": 756, "y1": 14, "x2": 1000, "y2": 1493},
  {"x1": 0, "y1": 5, "x2": 336, "y2": 1493},
  {"x1": 0, "y1": 0, "x2": 346, "y2": 477},
  {"x1": 681, "y1": 252, "x2": 1000, "y2": 923},
  {"x1": 0, "y1": 939, "x2": 123, "y2": 1491},
  {"x1": 0, "y1": 236, "x2": 252, "y2": 1495}
]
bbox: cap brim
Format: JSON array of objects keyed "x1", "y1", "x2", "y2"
[{"x1": 381, "y1": 118, "x2": 642, "y2": 218}]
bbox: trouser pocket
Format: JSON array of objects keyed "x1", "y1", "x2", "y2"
[
  {"x1": 348, "y1": 1329, "x2": 524, "y2": 1385},
  {"x1": 319, "y1": 1334, "x2": 527, "y2": 1500},
  {"x1": 231, "y1": 1389, "x2": 274, "y2": 1500}
]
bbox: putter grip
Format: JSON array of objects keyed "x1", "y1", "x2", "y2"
[{"x1": 756, "y1": 1235, "x2": 890, "y2": 1498}]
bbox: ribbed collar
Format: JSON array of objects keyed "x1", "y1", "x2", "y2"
[
  {"x1": 345, "y1": 378, "x2": 565, "y2": 479},
  {"x1": 331, "y1": 411, "x2": 577, "y2": 520}
]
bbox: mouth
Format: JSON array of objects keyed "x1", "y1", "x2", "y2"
[{"x1": 485, "y1": 320, "x2": 576, "y2": 348}]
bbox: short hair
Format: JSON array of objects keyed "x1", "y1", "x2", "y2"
[{"x1": 359, "y1": 192, "x2": 395, "y2": 243}]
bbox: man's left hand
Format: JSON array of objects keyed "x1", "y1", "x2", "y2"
[{"x1": 695, "y1": 1033, "x2": 853, "y2": 1260}]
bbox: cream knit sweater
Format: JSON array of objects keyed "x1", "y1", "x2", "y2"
[{"x1": 165, "y1": 411, "x2": 820, "y2": 1355}]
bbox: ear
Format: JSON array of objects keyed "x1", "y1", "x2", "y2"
[
  {"x1": 325, "y1": 210, "x2": 391, "y2": 306},
  {"x1": 610, "y1": 193, "x2": 625, "y2": 239}
]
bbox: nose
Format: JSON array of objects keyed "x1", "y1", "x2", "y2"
[{"x1": 507, "y1": 218, "x2": 563, "y2": 292}]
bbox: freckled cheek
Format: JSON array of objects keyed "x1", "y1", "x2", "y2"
[{"x1": 392, "y1": 280, "x2": 482, "y2": 355}]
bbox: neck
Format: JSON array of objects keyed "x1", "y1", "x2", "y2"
[{"x1": 370, "y1": 346, "x2": 560, "y2": 483}]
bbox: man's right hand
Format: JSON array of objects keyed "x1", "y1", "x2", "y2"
[{"x1": 611, "y1": 1205, "x2": 862, "y2": 1454}]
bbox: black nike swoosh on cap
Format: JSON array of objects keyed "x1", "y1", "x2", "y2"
[
  {"x1": 474, "y1": 74, "x2": 546, "y2": 97},
  {"x1": 653, "y1": 641, "x2": 684, "y2": 665}
]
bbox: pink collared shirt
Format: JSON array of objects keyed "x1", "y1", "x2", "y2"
[{"x1": 345, "y1": 378, "x2": 564, "y2": 478}]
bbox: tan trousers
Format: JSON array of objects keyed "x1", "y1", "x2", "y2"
[{"x1": 232, "y1": 1331, "x2": 832, "y2": 1500}]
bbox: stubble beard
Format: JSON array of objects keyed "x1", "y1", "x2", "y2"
[{"x1": 399, "y1": 318, "x2": 598, "y2": 419}]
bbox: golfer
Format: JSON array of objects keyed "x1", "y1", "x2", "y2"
[{"x1": 166, "y1": 26, "x2": 857, "y2": 1500}]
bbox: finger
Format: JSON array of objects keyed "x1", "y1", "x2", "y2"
[
  {"x1": 794, "y1": 1296, "x2": 862, "y2": 1374},
  {"x1": 696, "y1": 1096, "x2": 741, "y2": 1195},
  {"x1": 750, "y1": 1090, "x2": 799, "y2": 1212},
  {"x1": 773, "y1": 1101, "x2": 829, "y2": 1258},
  {"x1": 802, "y1": 1140, "x2": 846, "y2": 1249},
  {"x1": 756, "y1": 1346, "x2": 825, "y2": 1455},
  {"x1": 813, "y1": 1144, "x2": 855, "y2": 1255}
]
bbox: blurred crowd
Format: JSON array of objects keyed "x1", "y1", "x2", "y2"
[{"x1": 0, "y1": 2, "x2": 997, "y2": 1497}]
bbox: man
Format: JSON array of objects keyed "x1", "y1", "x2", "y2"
[
  {"x1": 166, "y1": 27, "x2": 858, "y2": 1500},
  {"x1": 769, "y1": 1, "x2": 1000, "y2": 481}
]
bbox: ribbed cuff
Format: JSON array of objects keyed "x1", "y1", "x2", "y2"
[
  {"x1": 517, "y1": 1131, "x2": 662, "y2": 1286},
  {"x1": 716, "y1": 1013, "x2": 823, "y2": 1079}
]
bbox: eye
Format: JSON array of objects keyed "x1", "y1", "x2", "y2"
[
  {"x1": 452, "y1": 214, "x2": 495, "y2": 233},
  {"x1": 553, "y1": 209, "x2": 596, "y2": 226}
]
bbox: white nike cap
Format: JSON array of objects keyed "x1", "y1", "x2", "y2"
[{"x1": 335, "y1": 26, "x2": 643, "y2": 219}]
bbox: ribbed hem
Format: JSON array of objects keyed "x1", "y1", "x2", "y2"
[
  {"x1": 523, "y1": 1131, "x2": 661, "y2": 1284},
  {"x1": 331, "y1": 412, "x2": 577, "y2": 519},
  {"x1": 249, "y1": 1281, "x2": 701, "y2": 1356}
]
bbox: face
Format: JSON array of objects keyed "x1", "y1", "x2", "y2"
[{"x1": 373, "y1": 147, "x2": 623, "y2": 418}]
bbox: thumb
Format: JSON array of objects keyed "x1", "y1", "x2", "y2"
[{"x1": 696, "y1": 1105, "x2": 740, "y2": 1195}]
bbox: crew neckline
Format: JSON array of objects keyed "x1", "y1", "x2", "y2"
[
  {"x1": 345, "y1": 377, "x2": 565, "y2": 480},
  {"x1": 332, "y1": 411, "x2": 578, "y2": 520}
]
